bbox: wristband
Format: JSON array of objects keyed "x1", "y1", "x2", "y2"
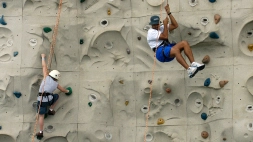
[
  {"x1": 168, "y1": 12, "x2": 171, "y2": 15},
  {"x1": 42, "y1": 57, "x2": 45, "y2": 60}
]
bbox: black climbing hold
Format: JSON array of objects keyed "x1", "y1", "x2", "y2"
[
  {"x1": 137, "y1": 36, "x2": 141, "y2": 40},
  {"x1": 0, "y1": 15, "x2": 7, "y2": 25},
  {"x1": 209, "y1": 32, "x2": 219, "y2": 39},
  {"x1": 13, "y1": 92, "x2": 22, "y2": 98},
  {"x1": 43, "y1": 27, "x2": 52, "y2": 33},
  {"x1": 204, "y1": 78, "x2": 211, "y2": 86},
  {"x1": 209, "y1": 0, "x2": 216, "y2": 3},
  {"x1": 88, "y1": 102, "x2": 92, "y2": 107},
  {"x1": 80, "y1": 39, "x2": 84, "y2": 44},
  {"x1": 0, "y1": 126, "x2": 2, "y2": 130},
  {"x1": 13, "y1": 51, "x2": 18, "y2": 57},
  {"x1": 201, "y1": 112, "x2": 208, "y2": 120},
  {"x1": 80, "y1": 0, "x2": 85, "y2": 3},
  {"x1": 2, "y1": 2, "x2": 6, "y2": 8},
  {"x1": 148, "y1": 80, "x2": 152, "y2": 84},
  {"x1": 126, "y1": 48, "x2": 130, "y2": 54}
]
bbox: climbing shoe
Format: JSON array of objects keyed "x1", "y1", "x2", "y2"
[
  {"x1": 65, "y1": 87, "x2": 72, "y2": 96},
  {"x1": 48, "y1": 110, "x2": 55, "y2": 115},
  {"x1": 191, "y1": 62, "x2": 205, "y2": 71},
  {"x1": 36, "y1": 131, "x2": 43, "y2": 140},
  {"x1": 187, "y1": 67, "x2": 198, "y2": 78}
]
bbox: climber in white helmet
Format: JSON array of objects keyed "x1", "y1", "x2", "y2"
[{"x1": 36, "y1": 54, "x2": 72, "y2": 138}]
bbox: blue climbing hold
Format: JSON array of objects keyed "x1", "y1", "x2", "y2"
[
  {"x1": 209, "y1": 32, "x2": 219, "y2": 39},
  {"x1": 0, "y1": 15, "x2": 7, "y2": 25},
  {"x1": 13, "y1": 51, "x2": 18, "y2": 57},
  {"x1": 204, "y1": 78, "x2": 211, "y2": 86},
  {"x1": 13, "y1": 92, "x2": 22, "y2": 98},
  {"x1": 201, "y1": 113, "x2": 208, "y2": 120},
  {"x1": 209, "y1": 0, "x2": 216, "y2": 3},
  {"x1": 2, "y1": 2, "x2": 6, "y2": 8}
]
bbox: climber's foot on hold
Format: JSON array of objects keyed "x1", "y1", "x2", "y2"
[
  {"x1": 36, "y1": 131, "x2": 43, "y2": 140},
  {"x1": 191, "y1": 62, "x2": 205, "y2": 71}
]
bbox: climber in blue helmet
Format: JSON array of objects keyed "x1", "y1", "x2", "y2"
[
  {"x1": 147, "y1": 4, "x2": 205, "y2": 78},
  {"x1": 36, "y1": 54, "x2": 72, "y2": 138}
]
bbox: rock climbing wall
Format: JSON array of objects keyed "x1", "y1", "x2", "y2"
[{"x1": 0, "y1": 0, "x2": 253, "y2": 141}]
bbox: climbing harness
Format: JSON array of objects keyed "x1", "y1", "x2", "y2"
[
  {"x1": 143, "y1": 0, "x2": 168, "y2": 142},
  {"x1": 31, "y1": 0, "x2": 63, "y2": 141}
]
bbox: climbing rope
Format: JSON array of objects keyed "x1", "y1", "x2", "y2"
[
  {"x1": 31, "y1": 0, "x2": 63, "y2": 142},
  {"x1": 143, "y1": 0, "x2": 168, "y2": 142}
]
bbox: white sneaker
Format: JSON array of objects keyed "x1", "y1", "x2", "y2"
[
  {"x1": 187, "y1": 67, "x2": 198, "y2": 78},
  {"x1": 191, "y1": 62, "x2": 205, "y2": 71}
]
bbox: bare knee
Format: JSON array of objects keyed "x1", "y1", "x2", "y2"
[{"x1": 180, "y1": 40, "x2": 189, "y2": 46}]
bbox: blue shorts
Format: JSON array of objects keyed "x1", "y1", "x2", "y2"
[
  {"x1": 156, "y1": 44, "x2": 175, "y2": 62},
  {"x1": 37, "y1": 94, "x2": 59, "y2": 115}
]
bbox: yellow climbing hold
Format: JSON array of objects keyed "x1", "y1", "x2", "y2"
[
  {"x1": 119, "y1": 80, "x2": 124, "y2": 84},
  {"x1": 125, "y1": 100, "x2": 129, "y2": 106},
  {"x1": 107, "y1": 8, "x2": 111, "y2": 15},
  {"x1": 157, "y1": 118, "x2": 165, "y2": 125},
  {"x1": 248, "y1": 44, "x2": 253, "y2": 52}
]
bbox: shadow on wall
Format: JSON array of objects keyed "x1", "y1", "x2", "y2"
[
  {"x1": 0, "y1": 134, "x2": 15, "y2": 142},
  {"x1": 81, "y1": 31, "x2": 131, "y2": 71},
  {"x1": 44, "y1": 136, "x2": 68, "y2": 142}
]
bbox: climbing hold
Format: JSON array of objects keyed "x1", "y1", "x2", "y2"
[
  {"x1": 137, "y1": 36, "x2": 141, "y2": 40},
  {"x1": 100, "y1": 19, "x2": 109, "y2": 27},
  {"x1": 202, "y1": 55, "x2": 210, "y2": 64},
  {"x1": 29, "y1": 39, "x2": 37, "y2": 46},
  {"x1": 0, "y1": 15, "x2": 7, "y2": 25},
  {"x1": 13, "y1": 91, "x2": 22, "y2": 98},
  {"x1": 148, "y1": 80, "x2": 152, "y2": 84},
  {"x1": 80, "y1": 39, "x2": 84, "y2": 44},
  {"x1": 248, "y1": 44, "x2": 253, "y2": 52},
  {"x1": 126, "y1": 48, "x2": 130, "y2": 54},
  {"x1": 201, "y1": 17, "x2": 209, "y2": 26},
  {"x1": 80, "y1": 0, "x2": 85, "y2": 3},
  {"x1": 65, "y1": 87, "x2": 72, "y2": 96},
  {"x1": 223, "y1": 138, "x2": 227, "y2": 141},
  {"x1": 125, "y1": 100, "x2": 129, "y2": 106},
  {"x1": 214, "y1": 14, "x2": 221, "y2": 24},
  {"x1": 2, "y1": 2, "x2": 6, "y2": 8},
  {"x1": 43, "y1": 27, "x2": 52, "y2": 33},
  {"x1": 165, "y1": 88, "x2": 171, "y2": 93},
  {"x1": 88, "y1": 102, "x2": 92, "y2": 107},
  {"x1": 119, "y1": 80, "x2": 124, "y2": 84},
  {"x1": 201, "y1": 131, "x2": 209, "y2": 139},
  {"x1": 201, "y1": 113, "x2": 208, "y2": 120},
  {"x1": 189, "y1": 0, "x2": 198, "y2": 7},
  {"x1": 13, "y1": 51, "x2": 18, "y2": 57},
  {"x1": 204, "y1": 78, "x2": 211, "y2": 86},
  {"x1": 209, "y1": 0, "x2": 216, "y2": 3},
  {"x1": 219, "y1": 80, "x2": 228, "y2": 88},
  {"x1": 0, "y1": 126, "x2": 2, "y2": 130},
  {"x1": 107, "y1": 8, "x2": 111, "y2": 15},
  {"x1": 141, "y1": 105, "x2": 149, "y2": 113},
  {"x1": 157, "y1": 118, "x2": 165, "y2": 125},
  {"x1": 209, "y1": 32, "x2": 219, "y2": 39},
  {"x1": 188, "y1": 32, "x2": 192, "y2": 35},
  {"x1": 174, "y1": 99, "x2": 181, "y2": 106},
  {"x1": 146, "y1": 133, "x2": 153, "y2": 142}
]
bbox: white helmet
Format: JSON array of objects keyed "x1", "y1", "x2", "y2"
[{"x1": 49, "y1": 70, "x2": 60, "y2": 80}]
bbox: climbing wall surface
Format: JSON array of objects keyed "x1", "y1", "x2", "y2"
[{"x1": 0, "y1": 0, "x2": 253, "y2": 141}]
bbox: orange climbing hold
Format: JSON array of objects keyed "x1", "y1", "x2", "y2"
[
  {"x1": 219, "y1": 80, "x2": 228, "y2": 88},
  {"x1": 214, "y1": 14, "x2": 221, "y2": 24},
  {"x1": 202, "y1": 55, "x2": 210, "y2": 64},
  {"x1": 248, "y1": 44, "x2": 253, "y2": 52},
  {"x1": 201, "y1": 131, "x2": 209, "y2": 139},
  {"x1": 107, "y1": 8, "x2": 111, "y2": 15}
]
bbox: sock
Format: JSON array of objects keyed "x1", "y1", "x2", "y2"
[
  {"x1": 50, "y1": 108, "x2": 53, "y2": 111},
  {"x1": 40, "y1": 130, "x2": 43, "y2": 133}
]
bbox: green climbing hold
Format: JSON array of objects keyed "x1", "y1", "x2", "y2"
[
  {"x1": 13, "y1": 91, "x2": 22, "y2": 98},
  {"x1": 80, "y1": 39, "x2": 84, "y2": 44},
  {"x1": 80, "y1": 0, "x2": 85, "y2": 3},
  {"x1": 2, "y1": 2, "x2": 6, "y2": 8},
  {"x1": 13, "y1": 51, "x2": 18, "y2": 57},
  {"x1": 88, "y1": 102, "x2": 92, "y2": 107},
  {"x1": 65, "y1": 87, "x2": 72, "y2": 96},
  {"x1": 209, "y1": 32, "x2": 219, "y2": 39},
  {"x1": 43, "y1": 27, "x2": 52, "y2": 33}
]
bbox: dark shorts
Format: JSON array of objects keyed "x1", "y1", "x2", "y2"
[
  {"x1": 156, "y1": 44, "x2": 175, "y2": 62},
  {"x1": 37, "y1": 94, "x2": 59, "y2": 115}
]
